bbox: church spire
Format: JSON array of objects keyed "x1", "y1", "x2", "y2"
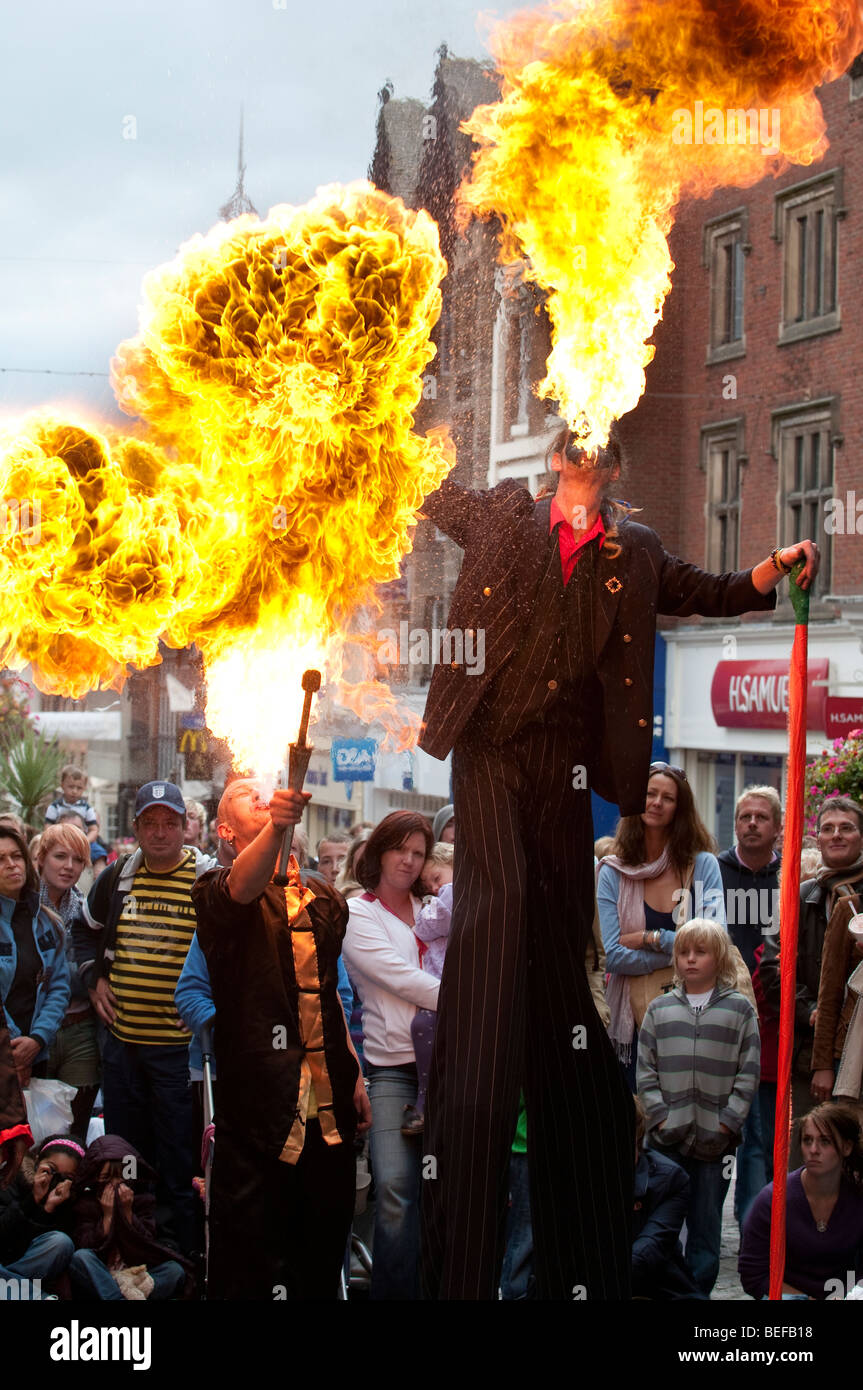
[{"x1": 219, "y1": 107, "x2": 259, "y2": 221}]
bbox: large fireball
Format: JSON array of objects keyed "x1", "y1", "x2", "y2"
[{"x1": 0, "y1": 183, "x2": 451, "y2": 771}]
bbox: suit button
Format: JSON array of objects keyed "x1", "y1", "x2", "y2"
[
  {"x1": 623, "y1": 634, "x2": 632, "y2": 643},
  {"x1": 483, "y1": 586, "x2": 492, "y2": 597},
  {"x1": 624, "y1": 677, "x2": 633, "y2": 686},
  {"x1": 548, "y1": 679, "x2": 558, "y2": 691},
  {"x1": 638, "y1": 718, "x2": 647, "y2": 727}
]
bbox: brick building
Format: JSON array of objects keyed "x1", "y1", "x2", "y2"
[
  {"x1": 624, "y1": 62, "x2": 863, "y2": 844},
  {"x1": 365, "y1": 49, "x2": 863, "y2": 842}
]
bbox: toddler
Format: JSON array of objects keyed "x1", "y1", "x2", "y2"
[
  {"x1": 402, "y1": 842, "x2": 453, "y2": 1137},
  {"x1": 44, "y1": 765, "x2": 99, "y2": 844}
]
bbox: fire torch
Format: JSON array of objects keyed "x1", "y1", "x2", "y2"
[{"x1": 274, "y1": 668, "x2": 321, "y2": 883}]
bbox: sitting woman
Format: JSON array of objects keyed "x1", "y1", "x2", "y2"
[
  {"x1": 598, "y1": 762, "x2": 724, "y2": 1082},
  {"x1": 739, "y1": 1101, "x2": 863, "y2": 1300},
  {"x1": 70, "y1": 1135, "x2": 190, "y2": 1300},
  {"x1": 0, "y1": 1132, "x2": 84, "y2": 1298}
]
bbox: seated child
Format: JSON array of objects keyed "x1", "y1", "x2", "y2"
[
  {"x1": 636, "y1": 918, "x2": 760, "y2": 1297},
  {"x1": 0, "y1": 1133, "x2": 84, "y2": 1299},
  {"x1": 401, "y1": 842, "x2": 453, "y2": 1138},
  {"x1": 44, "y1": 765, "x2": 100, "y2": 844},
  {"x1": 70, "y1": 1135, "x2": 190, "y2": 1301}
]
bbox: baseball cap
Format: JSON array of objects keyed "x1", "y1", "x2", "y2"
[{"x1": 134, "y1": 781, "x2": 186, "y2": 819}]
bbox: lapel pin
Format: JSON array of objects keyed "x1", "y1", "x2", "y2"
[{"x1": 605, "y1": 576, "x2": 622, "y2": 594}]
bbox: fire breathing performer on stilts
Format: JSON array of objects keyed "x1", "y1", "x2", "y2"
[{"x1": 418, "y1": 424, "x2": 819, "y2": 1300}]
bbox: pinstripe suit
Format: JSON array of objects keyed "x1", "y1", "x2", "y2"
[{"x1": 418, "y1": 477, "x2": 777, "y2": 1300}]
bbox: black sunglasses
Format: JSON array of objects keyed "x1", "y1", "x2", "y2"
[{"x1": 649, "y1": 761, "x2": 687, "y2": 781}]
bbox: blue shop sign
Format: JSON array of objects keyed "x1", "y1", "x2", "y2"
[
  {"x1": 179, "y1": 712, "x2": 206, "y2": 731},
  {"x1": 331, "y1": 738, "x2": 377, "y2": 782}
]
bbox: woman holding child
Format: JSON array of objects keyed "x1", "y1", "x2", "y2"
[{"x1": 343, "y1": 811, "x2": 438, "y2": 1301}]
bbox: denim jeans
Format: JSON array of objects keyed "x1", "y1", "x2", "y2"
[
  {"x1": 69, "y1": 1248, "x2": 185, "y2": 1301},
  {"x1": 663, "y1": 1149, "x2": 731, "y2": 1297},
  {"x1": 410, "y1": 1010, "x2": 436, "y2": 1114},
  {"x1": 759, "y1": 1082, "x2": 777, "y2": 1182},
  {"x1": 100, "y1": 1026, "x2": 199, "y2": 1255},
  {"x1": 367, "y1": 1063, "x2": 421, "y2": 1300},
  {"x1": 0, "y1": 1230, "x2": 74, "y2": 1297},
  {"x1": 733, "y1": 1101, "x2": 767, "y2": 1232},
  {"x1": 500, "y1": 1153, "x2": 535, "y2": 1300}
]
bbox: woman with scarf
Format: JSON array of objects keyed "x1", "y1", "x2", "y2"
[
  {"x1": 598, "y1": 762, "x2": 725, "y2": 1085},
  {"x1": 34, "y1": 823, "x2": 99, "y2": 1140},
  {"x1": 0, "y1": 822, "x2": 70, "y2": 1095}
]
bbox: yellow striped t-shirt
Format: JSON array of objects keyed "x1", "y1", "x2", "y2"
[{"x1": 108, "y1": 849, "x2": 197, "y2": 1046}]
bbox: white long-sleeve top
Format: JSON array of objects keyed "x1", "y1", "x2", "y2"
[{"x1": 343, "y1": 892, "x2": 440, "y2": 1066}]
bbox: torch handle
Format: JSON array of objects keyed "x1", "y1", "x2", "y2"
[
  {"x1": 274, "y1": 668, "x2": 320, "y2": 883},
  {"x1": 297, "y1": 688, "x2": 314, "y2": 747},
  {"x1": 275, "y1": 741, "x2": 314, "y2": 880}
]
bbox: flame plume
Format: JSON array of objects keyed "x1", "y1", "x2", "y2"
[
  {"x1": 0, "y1": 183, "x2": 450, "y2": 772},
  {"x1": 461, "y1": 0, "x2": 863, "y2": 450}
]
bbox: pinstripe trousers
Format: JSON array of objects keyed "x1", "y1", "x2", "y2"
[{"x1": 420, "y1": 709, "x2": 635, "y2": 1300}]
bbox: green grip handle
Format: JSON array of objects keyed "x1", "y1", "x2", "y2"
[{"x1": 788, "y1": 559, "x2": 810, "y2": 625}]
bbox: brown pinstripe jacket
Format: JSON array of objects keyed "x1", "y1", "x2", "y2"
[{"x1": 418, "y1": 477, "x2": 776, "y2": 815}]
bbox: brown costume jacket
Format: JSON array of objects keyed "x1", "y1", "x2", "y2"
[
  {"x1": 813, "y1": 890, "x2": 863, "y2": 1071},
  {"x1": 419, "y1": 478, "x2": 776, "y2": 815}
]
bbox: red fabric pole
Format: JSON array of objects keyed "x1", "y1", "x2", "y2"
[{"x1": 768, "y1": 616, "x2": 807, "y2": 1299}]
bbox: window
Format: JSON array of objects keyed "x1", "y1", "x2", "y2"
[
  {"x1": 492, "y1": 265, "x2": 550, "y2": 442},
  {"x1": 703, "y1": 210, "x2": 748, "y2": 363},
  {"x1": 772, "y1": 401, "x2": 837, "y2": 595},
  {"x1": 701, "y1": 421, "x2": 744, "y2": 573},
  {"x1": 774, "y1": 171, "x2": 843, "y2": 343},
  {"x1": 849, "y1": 51, "x2": 863, "y2": 101}
]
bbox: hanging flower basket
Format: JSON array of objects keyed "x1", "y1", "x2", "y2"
[{"x1": 804, "y1": 728, "x2": 863, "y2": 835}]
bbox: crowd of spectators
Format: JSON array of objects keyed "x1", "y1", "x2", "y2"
[{"x1": 1, "y1": 759, "x2": 862, "y2": 1301}]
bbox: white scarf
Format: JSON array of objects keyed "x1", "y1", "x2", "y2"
[{"x1": 603, "y1": 847, "x2": 675, "y2": 1061}]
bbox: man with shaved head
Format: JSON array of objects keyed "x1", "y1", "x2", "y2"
[{"x1": 192, "y1": 777, "x2": 370, "y2": 1300}]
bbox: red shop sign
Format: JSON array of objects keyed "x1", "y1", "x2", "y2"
[
  {"x1": 711, "y1": 659, "x2": 828, "y2": 730},
  {"x1": 825, "y1": 697, "x2": 863, "y2": 741}
]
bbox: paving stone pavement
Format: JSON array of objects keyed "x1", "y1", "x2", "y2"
[{"x1": 712, "y1": 1175, "x2": 750, "y2": 1301}]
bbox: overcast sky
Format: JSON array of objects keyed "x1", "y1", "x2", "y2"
[{"x1": 0, "y1": 0, "x2": 524, "y2": 421}]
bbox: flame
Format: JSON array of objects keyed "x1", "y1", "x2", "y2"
[
  {"x1": 461, "y1": 0, "x2": 863, "y2": 450},
  {"x1": 0, "y1": 183, "x2": 451, "y2": 773}
]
